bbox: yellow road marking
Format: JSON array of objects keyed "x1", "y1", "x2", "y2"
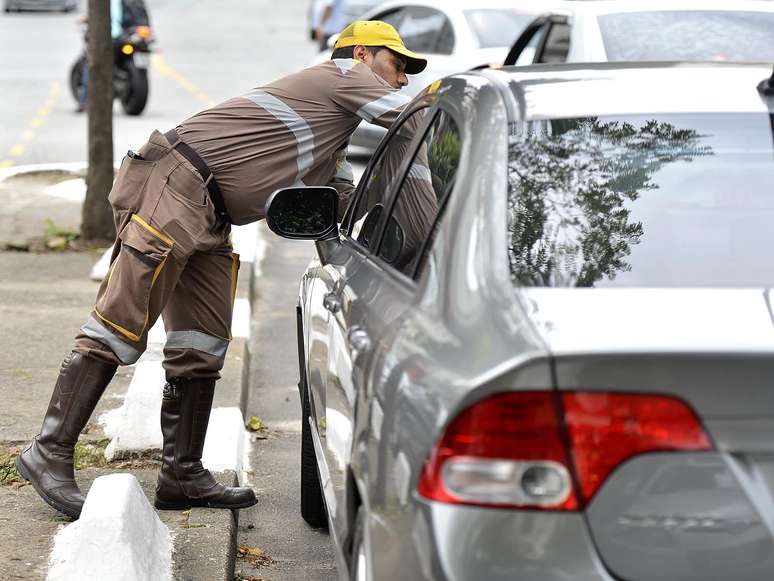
[
  {"x1": 3, "y1": 80, "x2": 62, "y2": 168},
  {"x1": 152, "y1": 54, "x2": 216, "y2": 108}
]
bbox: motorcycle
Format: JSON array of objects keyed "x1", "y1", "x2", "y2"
[{"x1": 69, "y1": 24, "x2": 154, "y2": 116}]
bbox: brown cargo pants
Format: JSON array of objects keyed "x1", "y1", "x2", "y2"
[{"x1": 75, "y1": 130, "x2": 239, "y2": 379}]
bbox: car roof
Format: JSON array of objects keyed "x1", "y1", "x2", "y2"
[
  {"x1": 488, "y1": 62, "x2": 774, "y2": 119},
  {"x1": 547, "y1": 0, "x2": 774, "y2": 17},
  {"x1": 360, "y1": 0, "x2": 557, "y2": 15}
]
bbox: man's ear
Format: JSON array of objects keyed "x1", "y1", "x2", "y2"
[{"x1": 353, "y1": 45, "x2": 369, "y2": 63}]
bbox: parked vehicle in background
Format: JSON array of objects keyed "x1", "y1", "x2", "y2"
[
  {"x1": 312, "y1": 0, "x2": 552, "y2": 155},
  {"x1": 4, "y1": 0, "x2": 76, "y2": 12},
  {"x1": 503, "y1": 0, "x2": 774, "y2": 65},
  {"x1": 265, "y1": 61, "x2": 774, "y2": 581}
]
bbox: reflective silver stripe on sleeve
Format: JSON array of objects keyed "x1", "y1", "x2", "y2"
[
  {"x1": 81, "y1": 315, "x2": 142, "y2": 364},
  {"x1": 356, "y1": 91, "x2": 411, "y2": 123},
  {"x1": 244, "y1": 90, "x2": 315, "y2": 181},
  {"x1": 165, "y1": 330, "x2": 230, "y2": 359},
  {"x1": 407, "y1": 163, "x2": 433, "y2": 183},
  {"x1": 333, "y1": 58, "x2": 356, "y2": 75}
]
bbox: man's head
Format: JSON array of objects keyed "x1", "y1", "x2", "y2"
[{"x1": 332, "y1": 20, "x2": 427, "y2": 90}]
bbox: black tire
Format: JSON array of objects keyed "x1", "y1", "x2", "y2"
[
  {"x1": 349, "y1": 506, "x2": 366, "y2": 581},
  {"x1": 69, "y1": 55, "x2": 86, "y2": 104},
  {"x1": 301, "y1": 377, "x2": 328, "y2": 528},
  {"x1": 120, "y1": 62, "x2": 148, "y2": 116}
]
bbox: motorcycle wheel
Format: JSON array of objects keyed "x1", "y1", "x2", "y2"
[
  {"x1": 120, "y1": 62, "x2": 148, "y2": 116},
  {"x1": 69, "y1": 55, "x2": 86, "y2": 104}
]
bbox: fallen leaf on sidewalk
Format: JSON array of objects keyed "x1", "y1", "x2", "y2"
[
  {"x1": 237, "y1": 545, "x2": 275, "y2": 567},
  {"x1": 246, "y1": 417, "x2": 266, "y2": 432}
]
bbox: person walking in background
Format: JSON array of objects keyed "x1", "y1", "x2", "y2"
[
  {"x1": 316, "y1": 0, "x2": 347, "y2": 51},
  {"x1": 16, "y1": 20, "x2": 427, "y2": 520}
]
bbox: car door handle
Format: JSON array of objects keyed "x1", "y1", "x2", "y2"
[
  {"x1": 323, "y1": 292, "x2": 342, "y2": 314},
  {"x1": 348, "y1": 326, "x2": 372, "y2": 353}
]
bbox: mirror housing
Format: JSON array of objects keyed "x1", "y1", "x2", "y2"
[{"x1": 265, "y1": 186, "x2": 339, "y2": 240}]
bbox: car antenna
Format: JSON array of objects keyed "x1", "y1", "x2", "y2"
[{"x1": 758, "y1": 67, "x2": 774, "y2": 96}]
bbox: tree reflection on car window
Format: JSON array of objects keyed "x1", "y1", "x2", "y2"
[{"x1": 508, "y1": 116, "x2": 718, "y2": 287}]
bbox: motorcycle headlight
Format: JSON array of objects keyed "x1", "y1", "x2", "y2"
[{"x1": 121, "y1": 44, "x2": 134, "y2": 55}]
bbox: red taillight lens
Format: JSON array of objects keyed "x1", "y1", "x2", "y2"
[
  {"x1": 562, "y1": 392, "x2": 712, "y2": 501},
  {"x1": 417, "y1": 392, "x2": 579, "y2": 510},
  {"x1": 418, "y1": 391, "x2": 712, "y2": 510}
]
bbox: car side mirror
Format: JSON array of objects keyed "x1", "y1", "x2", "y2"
[{"x1": 265, "y1": 186, "x2": 339, "y2": 240}]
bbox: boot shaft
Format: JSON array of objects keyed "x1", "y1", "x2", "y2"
[{"x1": 39, "y1": 352, "x2": 117, "y2": 450}]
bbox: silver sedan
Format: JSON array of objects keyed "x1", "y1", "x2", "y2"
[{"x1": 266, "y1": 62, "x2": 774, "y2": 580}]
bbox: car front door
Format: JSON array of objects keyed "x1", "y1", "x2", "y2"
[{"x1": 309, "y1": 101, "x2": 436, "y2": 542}]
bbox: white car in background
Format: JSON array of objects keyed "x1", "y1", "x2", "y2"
[
  {"x1": 503, "y1": 0, "x2": 774, "y2": 65},
  {"x1": 312, "y1": 0, "x2": 554, "y2": 155}
]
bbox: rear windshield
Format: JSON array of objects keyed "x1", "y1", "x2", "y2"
[
  {"x1": 599, "y1": 11, "x2": 774, "y2": 62},
  {"x1": 464, "y1": 9, "x2": 536, "y2": 48},
  {"x1": 507, "y1": 113, "x2": 774, "y2": 288}
]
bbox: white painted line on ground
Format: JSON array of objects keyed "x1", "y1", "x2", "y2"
[
  {"x1": 44, "y1": 178, "x2": 86, "y2": 202},
  {"x1": 232, "y1": 298, "x2": 251, "y2": 339},
  {"x1": 90, "y1": 246, "x2": 113, "y2": 281},
  {"x1": 202, "y1": 407, "x2": 250, "y2": 475},
  {"x1": 47, "y1": 474, "x2": 172, "y2": 581},
  {"x1": 101, "y1": 359, "x2": 165, "y2": 460}
]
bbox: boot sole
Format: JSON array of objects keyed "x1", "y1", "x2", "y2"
[
  {"x1": 15, "y1": 455, "x2": 81, "y2": 520},
  {"x1": 154, "y1": 497, "x2": 258, "y2": 511}
]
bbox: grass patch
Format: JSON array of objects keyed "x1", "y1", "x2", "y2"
[
  {"x1": 73, "y1": 438, "x2": 111, "y2": 470},
  {"x1": 0, "y1": 450, "x2": 24, "y2": 486}
]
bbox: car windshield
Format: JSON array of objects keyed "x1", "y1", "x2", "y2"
[
  {"x1": 464, "y1": 9, "x2": 536, "y2": 48},
  {"x1": 598, "y1": 11, "x2": 774, "y2": 61},
  {"x1": 507, "y1": 112, "x2": 774, "y2": 288}
]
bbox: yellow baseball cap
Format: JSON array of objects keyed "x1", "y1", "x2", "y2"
[{"x1": 334, "y1": 20, "x2": 428, "y2": 75}]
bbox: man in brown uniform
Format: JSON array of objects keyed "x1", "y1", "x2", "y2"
[{"x1": 16, "y1": 21, "x2": 427, "y2": 519}]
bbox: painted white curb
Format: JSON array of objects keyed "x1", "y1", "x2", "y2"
[{"x1": 47, "y1": 474, "x2": 172, "y2": 581}]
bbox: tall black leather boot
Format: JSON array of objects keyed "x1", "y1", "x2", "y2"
[
  {"x1": 16, "y1": 352, "x2": 117, "y2": 519},
  {"x1": 154, "y1": 378, "x2": 257, "y2": 510}
]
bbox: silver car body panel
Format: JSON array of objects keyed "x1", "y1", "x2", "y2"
[{"x1": 295, "y1": 63, "x2": 774, "y2": 580}]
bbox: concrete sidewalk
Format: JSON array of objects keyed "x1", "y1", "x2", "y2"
[{"x1": 0, "y1": 167, "x2": 256, "y2": 580}]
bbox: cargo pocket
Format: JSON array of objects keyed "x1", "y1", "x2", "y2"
[
  {"x1": 108, "y1": 153, "x2": 156, "y2": 211},
  {"x1": 95, "y1": 214, "x2": 174, "y2": 342}
]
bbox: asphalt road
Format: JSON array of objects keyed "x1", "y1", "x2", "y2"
[
  {"x1": 0, "y1": 0, "x2": 320, "y2": 167},
  {"x1": 1, "y1": 0, "x2": 350, "y2": 578}
]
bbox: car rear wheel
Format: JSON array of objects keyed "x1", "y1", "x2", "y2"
[
  {"x1": 349, "y1": 506, "x2": 367, "y2": 581},
  {"x1": 300, "y1": 376, "x2": 328, "y2": 528}
]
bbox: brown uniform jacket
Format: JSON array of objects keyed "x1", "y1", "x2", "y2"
[{"x1": 176, "y1": 59, "x2": 412, "y2": 225}]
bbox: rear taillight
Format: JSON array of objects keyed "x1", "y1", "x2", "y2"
[{"x1": 418, "y1": 391, "x2": 712, "y2": 510}]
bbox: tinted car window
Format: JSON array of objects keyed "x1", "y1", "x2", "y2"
[
  {"x1": 599, "y1": 11, "x2": 774, "y2": 61},
  {"x1": 507, "y1": 113, "x2": 774, "y2": 287},
  {"x1": 537, "y1": 22, "x2": 570, "y2": 63},
  {"x1": 350, "y1": 108, "x2": 431, "y2": 249},
  {"x1": 399, "y1": 6, "x2": 449, "y2": 54},
  {"x1": 464, "y1": 9, "x2": 536, "y2": 49},
  {"x1": 378, "y1": 111, "x2": 461, "y2": 276},
  {"x1": 372, "y1": 8, "x2": 406, "y2": 31}
]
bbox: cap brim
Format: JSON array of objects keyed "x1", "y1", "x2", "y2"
[{"x1": 385, "y1": 44, "x2": 427, "y2": 75}]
